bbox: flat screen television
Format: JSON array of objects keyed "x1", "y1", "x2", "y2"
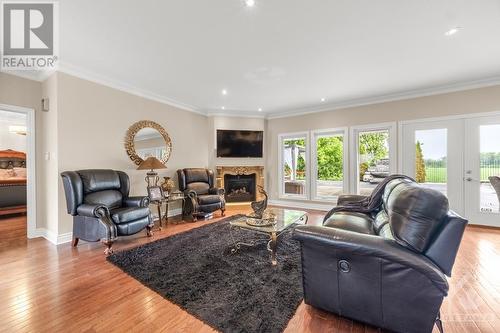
[{"x1": 216, "y1": 130, "x2": 263, "y2": 158}]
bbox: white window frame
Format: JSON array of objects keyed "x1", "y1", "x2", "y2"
[
  {"x1": 311, "y1": 127, "x2": 349, "y2": 202},
  {"x1": 278, "y1": 131, "x2": 310, "y2": 200},
  {"x1": 350, "y1": 122, "x2": 397, "y2": 195}
]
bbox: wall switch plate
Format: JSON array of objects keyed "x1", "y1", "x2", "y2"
[
  {"x1": 42, "y1": 98, "x2": 50, "y2": 111},
  {"x1": 44, "y1": 152, "x2": 50, "y2": 160}
]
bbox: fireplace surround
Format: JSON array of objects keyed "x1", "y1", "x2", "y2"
[{"x1": 216, "y1": 166, "x2": 265, "y2": 203}]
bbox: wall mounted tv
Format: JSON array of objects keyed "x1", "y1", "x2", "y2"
[{"x1": 216, "y1": 130, "x2": 263, "y2": 158}]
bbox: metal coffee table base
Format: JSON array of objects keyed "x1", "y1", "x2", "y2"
[{"x1": 229, "y1": 215, "x2": 308, "y2": 265}]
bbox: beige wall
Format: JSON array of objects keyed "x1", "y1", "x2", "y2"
[
  {"x1": 56, "y1": 72, "x2": 209, "y2": 234},
  {"x1": 41, "y1": 74, "x2": 59, "y2": 234},
  {"x1": 266, "y1": 85, "x2": 500, "y2": 201}
]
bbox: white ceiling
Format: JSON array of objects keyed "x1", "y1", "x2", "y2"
[{"x1": 54, "y1": 0, "x2": 500, "y2": 117}]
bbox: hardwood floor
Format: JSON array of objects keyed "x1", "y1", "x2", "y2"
[
  {"x1": 0, "y1": 206, "x2": 499, "y2": 333},
  {"x1": 0, "y1": 214, "x2": 27, "y2": 251}
]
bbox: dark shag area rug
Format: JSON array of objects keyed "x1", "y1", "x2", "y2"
[{"x1": 107, "y1": 215, "x2": 303, "y2": 333}]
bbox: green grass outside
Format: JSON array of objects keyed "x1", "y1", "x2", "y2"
[{"x1": 424, "y1": 167, "x2": 500, "y2": 183}]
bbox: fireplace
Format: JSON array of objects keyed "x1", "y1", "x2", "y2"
[
  {"x1": 216, "y1": 166, "x2": 265, "y2": 203},
  {"x1": 224, "y1": 174, "x2": 256, "y2": 203}
]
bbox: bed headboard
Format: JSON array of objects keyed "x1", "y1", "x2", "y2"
[{"x1": 0, "y1": 149, "x2": 26, "y2": 169}]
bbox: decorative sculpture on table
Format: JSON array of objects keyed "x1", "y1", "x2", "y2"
[
  {"x1": 161, "y1": 176, "x2": 175, "y2": 196},
  {"x1": 250, "y1": 186, "x2": 268, "y2": 219}
]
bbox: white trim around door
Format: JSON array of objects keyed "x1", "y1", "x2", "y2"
[{"x1": 0, "y1": 103, "x2": 37, "y2": 238}]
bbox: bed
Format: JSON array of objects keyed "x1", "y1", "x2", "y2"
[{"x1": 0, "y1": 149, "x2": 27, "y2": 216}]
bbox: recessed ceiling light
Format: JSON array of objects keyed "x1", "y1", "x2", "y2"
[
  {"x1": 320, "y1": 98, "x2": 326, "y2": 102},
  {"x1": 258, "y1": 108, "x2": 262, "y2": 112},
  {"x1": 445, "y1": 27, "x2": 463, "y2": 36},
  {"x1": 221, "y1": 89, "x2": 227, "y2": 95},
  {"x1": 244, "y1": 0, "x2": 255, "y2": 7},
  {"x1": 221, "y1": 106, "x2": 225, "y2": 110}
]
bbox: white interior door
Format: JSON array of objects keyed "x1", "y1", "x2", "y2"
[
  {"x1": 401, "y1": 119, "x2": 464, "y2": 215},
  {"x1": 465, "y1": 116, "x2": 500, "y2": 226}
]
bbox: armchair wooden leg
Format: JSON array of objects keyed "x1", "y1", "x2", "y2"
[
  {"x1": 435, "y1": 311, "x2": 444, "y2": 333},
  {"x1": 72, "y1": 237, "x2": 79, "y2": 247},
  {"x1": 146, "y1": 225, "x2": 154, "y2": 237},
  {"x1": 221, "y1": 208, "x2": 226, "y2": 217},
  {"x1": 103, "y1": 240, "x2": 114, "y2": 255}
]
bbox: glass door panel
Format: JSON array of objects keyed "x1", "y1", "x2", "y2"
[
  {"x1": 281, "y1": 135, "x2": 308, "y2": 198},
  {"x1": 358, "y1": 130, "x2": 390, "y2": 196},
  {"x1": 312, "y1": 130, "x2": 347, "y2": 200},
  {"x1": 479, "y1": 124, "x2": 500, "y2": 213},
  {"x1": 415, "y1": 129, "x2": 448, "y2": 196}
]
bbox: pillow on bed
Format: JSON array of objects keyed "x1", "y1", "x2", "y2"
[
  {"x1": 13, "y1": 167, "x2": 27, "y2": 178},
  {"x1": 0, "y1": 169, "x2": 16, "y2": 180}
]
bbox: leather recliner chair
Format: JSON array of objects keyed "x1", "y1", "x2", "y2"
[
  {"x1": 177, "y1": 168, "x2": 225, "y2": 221},
  {"x1": 293, "y1": 178, "x2": 467, "y2": 333},
  {"x1": 61, "y1": 169, "x2": 154, "y2": 254}
]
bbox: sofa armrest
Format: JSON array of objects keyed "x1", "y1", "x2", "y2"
[
  {"x1": 292, "y1": 225, "x2": 449, "y2": 294},
  {"x1": 209, "y1": 187, "x2": 225, "y2": 195},
  {"x1": 184, "y1": 189, "x2": 197, "y2": 198},
  {"x1": 123, "y1": 196, "x2": 150, "y2": 208},
  {"x1": 76, "y1": 204, "x2": 109, "y2": 218},
  {"x1": 336, "y1": 194, "x2": 367, "y2": 205}
]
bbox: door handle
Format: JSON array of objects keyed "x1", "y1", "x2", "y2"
[{"x1": 464, "y1": 177, "x2": 474, "y2": 182}]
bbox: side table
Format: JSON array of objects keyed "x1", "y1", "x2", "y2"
[{"x1": 162, "y1": 195, "x2": 185, "y2": 226}]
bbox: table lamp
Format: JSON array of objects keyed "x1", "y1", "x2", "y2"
[{"x1": 137, "y1": 157, "x2": 166, "y2": 187}]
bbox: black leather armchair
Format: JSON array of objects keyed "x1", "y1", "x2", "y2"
[
  {"x1": 293, "y1": 178, "x2": 468, "y2": 333},
  {"x1": 61, "y1": 169, "x2": 154, "y2": 254},
  {"x1": 177, "y1": 168, "x2": 225, "y2": 221}
]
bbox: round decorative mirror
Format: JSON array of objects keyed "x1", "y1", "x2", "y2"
[{"x1": 124, "y1": 120, "x2": 172, "y2": 166}]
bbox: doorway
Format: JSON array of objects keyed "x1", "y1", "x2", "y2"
[
  {"x1": 0, "y1": 104, "x2": 36, "y2": 242},
  {"x1": 401, "y1": 113, "x2": 500, "y2": 226}
]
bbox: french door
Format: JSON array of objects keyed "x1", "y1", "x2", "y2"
[
  {"x1": 464, "y1": 116, "x2": 500, "y2": 227},
  {"x1": 402, "y1": 115, "x2": 500, "y2": 226},
  {"x1": 401, "y1": 119, "x2": 464, "y2": 215}
]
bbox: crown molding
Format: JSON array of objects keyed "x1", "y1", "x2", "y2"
[
  {"x1": 57, "y1": 62, "x2": 207, "y2": 116},
  {"x1": 206, "y1": 111, "x2": 267, "y2": 119},
  {"x1": 266, "y1": 75, "x2": 500, "y2": 119},
  {"x1": 5, "y1": 64, "x2": 500, "y2": 121},
  {"x1": 0, "y1": 69, "x2": 53, "y2": 82}
]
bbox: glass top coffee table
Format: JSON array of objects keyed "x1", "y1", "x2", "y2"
[{"x1": 229, "y1": 208, "x2": 308, "y2": 265}]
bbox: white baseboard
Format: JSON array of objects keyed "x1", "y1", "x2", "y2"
[
  {"x1": 31, "y1": 228, "x2": 72, "y2": 245},
  {"x1": 268, "y1": 199, "x2": 332, "y2": 212}
]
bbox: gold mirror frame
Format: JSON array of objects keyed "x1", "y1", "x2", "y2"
[{"x1": 125, "y1": 120, "x2": 172, "y2": 166}]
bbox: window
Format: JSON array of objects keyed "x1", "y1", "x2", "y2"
[
  {"x1": 279, "y1": 132, "x2": 309, "y2": 199},
  {"x1": 351, "y1": 123, "x2": 396, "y2": 195},
  {"x1": 311, "y1": 128, "x2": 348, "y2": 201}
]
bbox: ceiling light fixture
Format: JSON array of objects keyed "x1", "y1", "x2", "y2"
[
  {"x1": 258, "y1": 108, "x2": 262, "y2": 112},
  {"x1": 244, "y1": 0, "x2": 255, "y2": 7},
  {"x1": 221, "y1": 89, "x2": 227, "y2": 95},
  {"x1": 445, "y1": 27, "x2": 463, "y2": 36},
  {"x1": 221, "y1": 106, "x2": 225, "y2": 110},
  {"x1": 320, "y1": 98, "x2": 326, "y2": 102}
]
